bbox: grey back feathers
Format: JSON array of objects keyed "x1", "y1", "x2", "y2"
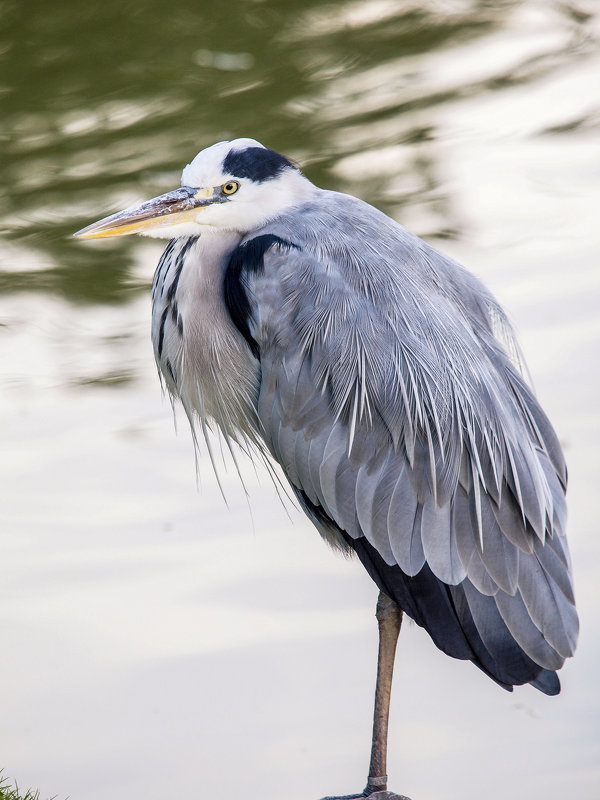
[{"x1": 152, "y1": 170, "x2": 577, "y2": 694}]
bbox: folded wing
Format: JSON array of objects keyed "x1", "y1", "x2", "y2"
[{"x1": 227, "y1": 192, "x2": 578, "y2": 693}]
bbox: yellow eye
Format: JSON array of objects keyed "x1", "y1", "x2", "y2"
[{"x1": 222, "y1": 181, "x2": 239, "y2": 195}]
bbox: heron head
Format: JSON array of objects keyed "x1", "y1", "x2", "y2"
[{"x1": 74, "y1": 138, "x2": 315, "y2": 240}]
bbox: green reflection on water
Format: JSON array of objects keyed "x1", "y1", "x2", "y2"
[{"x1": 0, "y1": 0, "x2": 593, "y2": 304}]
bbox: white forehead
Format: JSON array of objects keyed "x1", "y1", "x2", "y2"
[{"x1": 181, "y1": 138, "x2": 265, "y2": 187}]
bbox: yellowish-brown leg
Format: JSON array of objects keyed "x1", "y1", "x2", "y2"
[
  {"x1": 320, "y1": 591, "x2": 405, "y2": 800},
  {"x1": 363, "y1": 591, "x2": 403, "y2": 796}
]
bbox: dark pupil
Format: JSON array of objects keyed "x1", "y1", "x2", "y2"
[{"x1": 226, "y1": 183, "x2": 234, "y2": 192}]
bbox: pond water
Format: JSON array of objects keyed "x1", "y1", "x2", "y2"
[{"x1": 1, "y1": 1, "x2": 599, "y2": 798}]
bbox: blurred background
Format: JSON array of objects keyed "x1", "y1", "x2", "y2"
[{"x1": 0, "y1": 1, "x2": 598, "y2": 798}]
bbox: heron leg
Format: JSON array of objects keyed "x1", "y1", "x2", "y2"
[
  {"x1": 363, "y1": 591, "x2": 403, "y2": 796},
  {"x1": 319, "y1": 591, "x2": 404, "y2": 800}
]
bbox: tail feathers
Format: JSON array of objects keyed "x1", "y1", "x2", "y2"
[
  {"x1": 345, "y1": 531, "x2": 564, "y2": 694},
  {"x1": 530, "y1": 669, "x2": 561, "y2": 696}
]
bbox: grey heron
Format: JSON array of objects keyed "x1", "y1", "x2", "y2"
[{"x1": 75, "y1": 138, "x2": 578, "y2": 799}]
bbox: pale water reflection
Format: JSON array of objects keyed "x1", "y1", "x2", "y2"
[{"x1": 0, "y1": 1, "x2": 599, "y2": 799}]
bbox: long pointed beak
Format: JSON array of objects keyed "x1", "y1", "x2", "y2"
[{"x1": 73, "y1": 185, "x2": 218, "y2": 239}]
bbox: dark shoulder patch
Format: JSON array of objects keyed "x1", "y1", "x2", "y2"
[
  {"x1": 222, "y1": 147, "x2": 296, "y2": 183},
  {"x1": 223, "y1": 234, "x2": 298, "y2": 358}
]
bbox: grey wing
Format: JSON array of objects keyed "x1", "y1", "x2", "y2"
[{"x1": 237, "y1": 197, "x2": 578, "y2": 692}]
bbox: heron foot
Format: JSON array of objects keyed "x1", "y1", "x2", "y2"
[{"x1": 319, "y1": 792, "x2": 411, "y2": 800}]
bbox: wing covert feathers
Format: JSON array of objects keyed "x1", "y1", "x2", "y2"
[{"x1": 231, "y1": 190, "x2": 577, "y2": 693}]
